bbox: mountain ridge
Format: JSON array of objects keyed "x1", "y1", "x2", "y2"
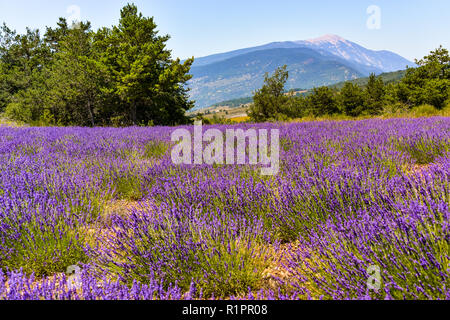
[{"x1": 188, "y1": 35, "x2": 414, "y2": 110}]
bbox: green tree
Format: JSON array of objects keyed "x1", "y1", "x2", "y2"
[
  {"x1": 95, "y1": 4, "x2": 194, "y2": 126},
  {"x1": 0, "y1": 24, "x2": 50, "y2": 115},
  {"x1": 249, "y1": 65, "x2": 289, "y2": 122},
  {"x1": 339, "y1": 82, "x2": 365, "y2": 117},
  {"x1": 44, "y1": 18, "x2": 70, "y2": 54},
  {"x1": 415, "y1": 45, "x2": 450, "y2": 80},
  {"x1": 309, "y1": 86, "x2": 339, "y2": 116},
  {"x1": 364, "y1": 73, "x2": 385, "y2": 115},
  {"x1": 2, "y1": 4, "x2": 195, "y2": 126},
  {"x1": 397, "y1": 46, "x2": 450, "y2": 109},
  {"x1": 279, "y1": 94, "x2": 310, "y2": 119},
  {"x1": 45, "y1": 22, "x2": 108, "y2": 126}
]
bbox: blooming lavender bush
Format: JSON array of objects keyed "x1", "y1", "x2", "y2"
[{"x1": 0, "y1": 118, "x2": 448, "y2": 300}]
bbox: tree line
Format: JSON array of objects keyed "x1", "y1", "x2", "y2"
[
  {"x1": 0, "y1": 4, "x2": 194, "y2": 127},
  {"x1": 249, "y1": 46, "x2": 450, "y2": 122}
]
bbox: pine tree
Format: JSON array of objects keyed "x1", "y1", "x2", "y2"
[
  {"x1": 249, "y1": 65, "x2": 289, "y2": 122},
  {"x1": 95, "y1": 4, "x2": 194, "y2": 126},
  {"x1": 397, "y1": 46, "x2": 450, "y2": 109},
  {"x1": 364, "y1": 73, "x2": 385, "y2": 115},
  {"x1": 1, "y1": 24, "x2": 51, "y2": 121},
  {"x1": 309, "y1": 86, "x2": 339, "y2": 116},
  {"x1": 45, "y1": 22, "x2": 107, "y2": 126},
  {"x1": 340, "y1": 82, "x2": 365, "y2": 116}
]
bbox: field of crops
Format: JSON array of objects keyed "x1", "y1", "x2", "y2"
[{"x1": 0, "y1": 117, "x2": 449, "y2": 300}]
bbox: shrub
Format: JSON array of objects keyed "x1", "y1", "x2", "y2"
[
  {"x1": 412, "y1": 104, "x2": 440, "y2": 117},
  {"x1": 112, "y1": 174, "x2": 143, "y2": 201},
  {"x1": 143, "y1": 141, "x2": 170, "y2": 160}
]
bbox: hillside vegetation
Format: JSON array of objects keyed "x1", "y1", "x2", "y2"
[
  {"x1": 248, "y1": 47, "x2": 449, "y2": 122},
  {"x1": 330, "y1": 69, "x2": 407, "y2": 90},
  {"x1": 206, "y1": 69, "x2": 407, "y2": 112}
]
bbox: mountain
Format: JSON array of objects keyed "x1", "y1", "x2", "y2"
[
  {"x1": 190, "y1": 48, "x2": 363, "y2": 108},
  {"x1": 293, "y1": 35, "x2": 413, "y2": 74},
  {"x1": 188, "y1": 35, "x2": 414, "y2": 109}
]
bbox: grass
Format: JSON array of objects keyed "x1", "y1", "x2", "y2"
[
  {"x1": 143, "y1": 141, "x2": 170, "y2": 160},
  {"x1": 0, "y1": 116, "x2": 23, "y2": 127},
  {"x1": 230, "y1": 116, "x2": 251, "y2": 123},
  {"x1": 397, "y1": 137, "x2": 450, "y2": 165},
  {"x1": 287, "y1": 103, "x2": 450, "y2": 123},
  {"x1": 0, "y1": 217, "x2": 88, "y2": 277},
  {"x1": 108, "y1": 173, "x2": 143, "y2": 201}
]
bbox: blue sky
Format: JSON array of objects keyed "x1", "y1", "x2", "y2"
[{"x1": 0, "y1": 0, "x2": 448, "y2": 61}]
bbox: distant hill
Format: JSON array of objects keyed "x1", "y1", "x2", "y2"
[
  {"x1": 330, "y1": 69, "x2": 407, "y2": 90},
  {"x1": 204, "y1": 69, "x2": 408, "y2": 111},
  {"x1": 210, "y1": 96, "x2": 253, "y2": 109},
  {"x1": 188, "y1": 35, "x2": 414, "y2": 110}
]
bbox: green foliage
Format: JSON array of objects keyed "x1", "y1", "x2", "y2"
[
  {"x1": 339, "y1": 82, "x2": 365, "y2": 116},
  {"x1": 248, "y1": 46, "x2": 449, "y2": 121},
  {"x1": 144, "y1": 141, "x2": 170, "y2": 159},
  {"x1": 309, "y1": 86, "x2": 339, "y2": 116},
  {"x1": 103, "y1": 170, "x2": 143, "y2": 201},
  {"x1": 0, "y1": 24, "x2": 51, "y2": 117},
  {"x1": 249, "y1": 65, "x2": 289, "y2": 122},
  {"x1": 36, "y1": 21, "x2": 108, "y2": 127},
  {"x1": 381, "y1": 102, "x2": 409, "y2": 117},
  {"x1": 210, "y1": 96, "x2": 253, "y2": 109},
  {"x1": 94, "y1": 4, "x2": 194, "y2": 126},
  {"x1": 412, "y1": 104, "x2": 440, "y2": 117},
  {"x1": 279, "y1": 95, "x2": 309, "y2": 119},
  {"x1": 114, "y1": 175, "x2": 143, "y2": 201},
  {"x1": 396, "y1": 46, "x2": 450, "y2": 109},
  {"x1": 0, "y1": 5, "x2": 194, "y2": 127},
  {"x1": 331, "y1": 70, "x2": 407, "y2": 90},
  {"x1": 195, "y1": 113, "x2": 234, "y2": 125},
  {"x1": 364, "y1": 73, "x2": 386, "y2": 115},
  {"x1": 209, "y1": 114, "x2": 234, "y2": 125}
]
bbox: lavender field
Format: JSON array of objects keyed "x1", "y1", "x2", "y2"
[{"x1": 0, "y1": 118, "x2": 449, "y2": 300}]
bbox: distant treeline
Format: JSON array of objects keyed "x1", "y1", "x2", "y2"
[
  {"x1": 207, "y1": 70, "x2": 406, "y2": 111},
  {"x1": 249, "y1": 47, "x2": 450, "y2": 122},
  {"x1": 210, "y1": 96, "x2": 253, "y2": 109},
  {"x1": 0, "y1": 4, "x2": 194, "y2": 127},
  {"x1": 329, "y1": 70, "x2": 407, "y2": 90}
]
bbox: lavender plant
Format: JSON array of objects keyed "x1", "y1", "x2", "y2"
[{"x1": 0, "y1": 118, "x2": 448, "y2": 300}]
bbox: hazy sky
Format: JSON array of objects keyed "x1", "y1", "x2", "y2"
[{"x1": 0, "y1": 0, "x2": 449, "y2": 61}]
